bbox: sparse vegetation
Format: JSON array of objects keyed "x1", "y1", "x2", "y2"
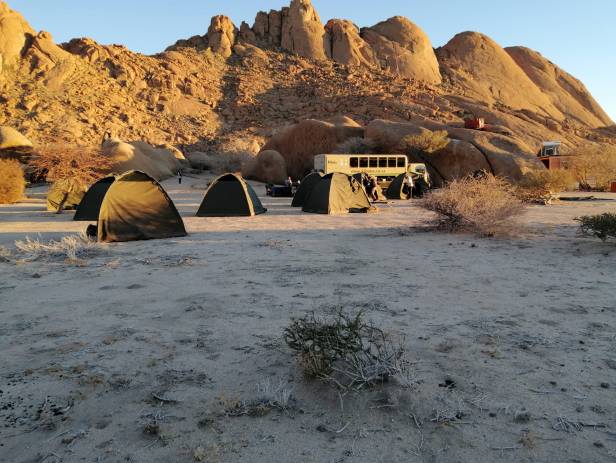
[
  {"x1": 223, "y1": 378, "x2": 294, "y2": 417},
  {"x1": 0, "y1": 159, "x2": 26, "y2": 204},
  {"x1": 568, "y1": 144, "x2": 616, "y2": 191},
  {"x1": 29, "y1": 144, "x2": 112, "y2": 186},
  {"x1": 334, "y1": 137, "x2": 378, "y2": 154},
  {"x1": 284, "y1": 311, "x2": 410, "y2": 392},
  {"x1": 576, "y1": 213, "x2": 616, "y2": 242},
  {"x1": 420, "y1": 174, "x2": 524, "y2": 236},
  {"x1": 515, "y1": 168, "x2": 575, "y2": 204},
  {"x1": 15, "y1": 234, "x2": 103, "y2": 263},
  {"x1": 398, "y1": 130, "x2": 450, "y2": 158}
]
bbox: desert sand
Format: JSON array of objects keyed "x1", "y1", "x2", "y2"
[{"x1": 1, "y1": 175, "x2": 615, "y2": 463}]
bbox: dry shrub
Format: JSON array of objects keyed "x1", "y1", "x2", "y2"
[
  {"x1": 189, "y1": 151, "x2": 252, "y2": 174},
  {"x1": 576, "y1": 213, "x2": 616, "y2": 242},
  {"x1": 399, "y1": 130, "x2": 450, "y2": 157},
  {"x1": 284, "y1": 311, "x2": 411, "y2": 392},
  {"x1": 515, "y1": 169, "x2": 575, "y2": 204},
  {"x1": 15, "y1": 234, "x2": 103, "y2": 264},
  {"x1": 421, "y1": 174, "x2": 524, "y2": 236},
  {"x1": 0, "y1": 159, "x2": 25, "y2": 204},
  {"x1": 568, "y1": 144, "x2": 616, "y2": 191},
  {"x1": 334, "y1": 137, "x2": 377, "y2": 154},
  {"x1": 30, "y1": 144, "x2": 112, "y2": 187}
]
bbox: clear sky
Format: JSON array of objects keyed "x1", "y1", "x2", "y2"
[{"x1": 9, "y1": 0, "x2": 616, "y2": 122}]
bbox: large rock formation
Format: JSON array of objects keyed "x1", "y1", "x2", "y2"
[
  {"x1": 103, "y1": 139, "x2": 181, "y2": 181},
  {"x1": 505, "y1": 46, "x2": 612, "y2": 128},
  {"x1": 365, "y1": 119, "x2": 542, "y2": 184},
  {"x1": 0, "y1": 1, "x2": 34, "y2": 70},
  {"x1": 207, "y1": 15, "x2": 236, "y2": 58},
  {"x1": 281, "y1": 0, "x2": 328, "y2": 60},
  {"x1": 437, "y1": 32, "x2": 559, "y2": 119},
  {"x1": 361, "y1": 17, "x2": 441, "y2": 84},
  {"x1": 325, "y1": 19, "x2": 377, "y2": 68}
]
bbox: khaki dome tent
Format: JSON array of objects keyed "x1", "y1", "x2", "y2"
[
  {"x1": 197, "y1": 173, "x2": 267, "y2": 217},
  {"x1": 292, "y1": 172, "x2": 323, "y2": 208},
  {"x1": 98, "y1": 170, "x2": 187, "y2": 243},
  {"x1": 74, "y1": 176, "x2": 116, "y2": 221},
  {"x1": 303, "y1": 173, "x2": 373, "y2": 214},
  {"x1": 47, "y1": 179, "x2": 87, "y2": 213},
  {"x1": 386, "y1": 173, "x2": 412, "y2": 200}
]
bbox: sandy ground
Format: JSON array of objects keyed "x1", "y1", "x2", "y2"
[{"x1": 1, "y1": 175, "x2": 616, "y2": 463}]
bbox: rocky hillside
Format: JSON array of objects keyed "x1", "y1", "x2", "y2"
[{"x1": 0, "y1": 0, "x2": 613, "y2": 157}]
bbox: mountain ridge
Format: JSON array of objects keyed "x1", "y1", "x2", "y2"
[{"x1": 0, "y1": 0, "x2": 613, "y2": 158}]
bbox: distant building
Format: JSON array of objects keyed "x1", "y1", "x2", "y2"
[{"x1": 538, "y1": 141, "x2": 572, "y2": 170}]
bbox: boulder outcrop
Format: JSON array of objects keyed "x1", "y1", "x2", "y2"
[{"x1": 361, "y1": 17, "x2": 441, "y2": 83}]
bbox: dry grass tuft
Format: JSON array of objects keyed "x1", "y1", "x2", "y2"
[
  {"x1": 0, "y1": 159, "x2": 26, "y2": 204},
  {"x1": 515, "y1": 169, "x2": 575, "y2": 204},
  {"x1": 15, "y1": 234, "x2": 103, "y2": 264},
  {"x1": 29, "y1": 144, "x2": 112, "y2": 186},
  {"x1": 576, "y1": 213, "x2": 616, "y2": 242},
  {"x1": 284, "y1": 311, "x2": 411, "y2": 393},
  {"x1": 420, "y1": 174, "x2": 524, "y2": 237}
]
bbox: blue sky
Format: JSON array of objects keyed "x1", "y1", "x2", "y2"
[{"x1": 9, "y1": 0, "x2": 616, "y2": 122}]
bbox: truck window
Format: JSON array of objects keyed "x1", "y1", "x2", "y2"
[
  {"x1": 388, "y1": 157, "x2": 397, "y2": 168},
  {"x1": 350, "y1": 157, "x2": 359, "y2": 168},
  {"x1": 397, "y1": 157, "x2": 406, "y2": 168},
  {"x1": 379, "y1": 158, "x2": 387, "y2": 168},
  {"x1": 369, "y1": 158, "x2": 378, "y2": 168},
  {"x1": 359, "y1": 157, "x2": 368, "y2": 168}
]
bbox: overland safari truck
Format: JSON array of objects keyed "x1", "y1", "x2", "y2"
[{"x1": 313, "y1": 154, "x2": 430, "y2": 190}]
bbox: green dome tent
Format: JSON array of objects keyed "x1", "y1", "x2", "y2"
[
  {"x1": 46, "y1": 179, "x2": 87, "y2": 213},
  {"x1": 74, "y1": 176, "x2": 116, "y2": 221},
  {"x1": 386, "y1": 173, "x2": 412, "y2": 200},
  {"x1": 98, "y1": 171, "x2": 187, "y2": 243},
  {"x1": 303, "y1": 173, "x2": 373, "y2": 214},
  {"x1": 196, "y1": 173, "x2": 267, "y2": 217},
  {"x1": 292, "y1": 172, "x2": 323, "y2": 208}
]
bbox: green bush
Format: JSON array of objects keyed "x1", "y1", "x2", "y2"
[
  {"x1": 576, "y1": 213, "x2": 616, "y2": 242},
  {"x1": 0, "y1": 159, "x2": 25, "y2": 204}
]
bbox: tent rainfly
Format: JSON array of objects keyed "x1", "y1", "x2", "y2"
[
  {"x1": 74, "y1": 176, "x2": 116, "y2": 221},
  {"x1": 292, "y1": 171, "x2": 323, "y2": 208},
  {"x1": 302, "y1": 173, "x2": 373, "y2": 214},
  {"x1": 196, "y1": 173, "x2": 267, "y2": 217},
  {"x1": 97, "y1": 170, "x2": 187, "y2": 243},
  {"x1": 386, "y1": 173, "x2": 412, "y2": 200},
  {"x1": 47, "y1": 179, "x2": 86, "y2": 213}
]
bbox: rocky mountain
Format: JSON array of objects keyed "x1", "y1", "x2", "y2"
[{"x1": 0, "y1": 0, "x2": 613, "y2": 162}]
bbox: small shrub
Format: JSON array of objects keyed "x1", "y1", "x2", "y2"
[
  {"x1": 334, "y1": 137, "x2": 378, "y2": 154},
  {"x1": 0, "y1": 159, "x2": 25, "y2": 204},
  {"x1": 568, "y1": 144, "x2": 616, "y2": 191},
  {"x1": 515, "y1": 169, "x2": 575, "y2": 204},
  {"x1": 399, "y1": 130, "x2": 450, "y2": 157},
  {"x1": 284, "y1": 311, "x2": 410, "y2": 392},
  {"x1": 576, "y1": 213, "x2": 616, "y2": 242},
  {"x1": 420, "y1": 174, "x2": 524, "y2": 236},
  {"x1": 30, "y1": 144, "x2": 112, "y2": 186}
]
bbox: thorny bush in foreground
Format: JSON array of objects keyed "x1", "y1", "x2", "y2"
[
  {"x1": 576, "y1": 213, "x2": 616, "y2": 242},
  {"x1": 420, "y1": 174, "x2": 524, "y2": 237},
  {"x1": 284, "y1": 312, "x2": 412, "y2": 393}
]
